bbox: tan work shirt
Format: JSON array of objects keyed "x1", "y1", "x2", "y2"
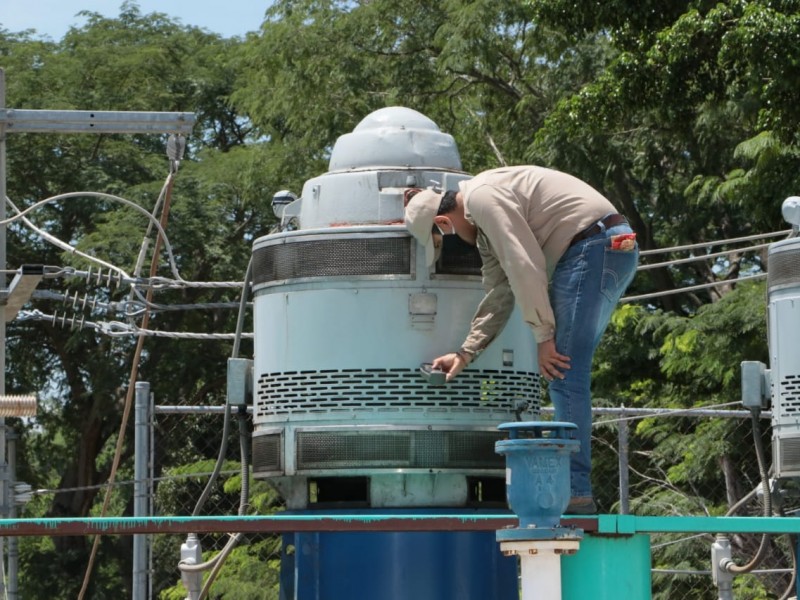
[{"x1": 458, "y1": 166, "x2": 617, "y2": 354}]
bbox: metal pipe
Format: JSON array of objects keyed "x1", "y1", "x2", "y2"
[
  {"x1": 618, "y1": 413, "x2": 630, "y2": 515},
  {"x1": 7, "y1": 431, "x2": 17, "y2": 600},
  {"x1": 155, "y1": 405, "x2": 238, "y2": 414},
  {"x1": 0, "y1": 109, "x2": 194, "y2": 135},
  {"x1": 508, "y1": 540, "x2": 579, "y2": 600},
  {"x1": 0, "y1": 514, "x2": 524, "y2": 536},
  {"x1": 0, "y1": 66, "x2": 9, "y2": 600},
  {"x1": 148, "y1": 385, "x2": 155, "y2": 600},
  {"x1": 3, "y1": 513, "x2": 800, "y2": 537},
  {"x1": 152, "y1": 405, "x2": 758, "y2": 418},
  {"x1": 133, "y1": 382, "x2": 150, "y2": 599}
]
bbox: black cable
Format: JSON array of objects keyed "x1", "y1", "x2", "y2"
[{"x1": 722, "y1": 408, "x2": 772, "y2": 574}]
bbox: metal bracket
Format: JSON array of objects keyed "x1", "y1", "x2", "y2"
[
  {"x1": 0, "y1": 108, "x2": 195, "y2": 135},
  {"x1": 741, "y1": 361, "x2": 771, "y2": 409},
  {"x1": 2, "y1": 265, "x2": 44, "y2": 322},
  {"x1": 227, "y1": 358, "x2": 253, "y2": 406}
]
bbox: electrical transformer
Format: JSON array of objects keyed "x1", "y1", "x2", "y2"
[{"x1": 249, "y1": 107, "x2": 538, "y2": 599}]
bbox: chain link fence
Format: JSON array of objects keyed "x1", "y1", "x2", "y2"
[
  {"x1": 589, "y1": 407, "x2": 795, "y2": 600},
  {"x1": 38, "y1": 402, "x2": 789, "y2": 599}
]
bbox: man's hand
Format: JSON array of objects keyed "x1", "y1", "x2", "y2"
[
  {"x1": 432, "y1": 352, "x2": 469, "y2": 382},
  {"x1": 537, "y1": 338, "x2": 570, "y2": 382}
]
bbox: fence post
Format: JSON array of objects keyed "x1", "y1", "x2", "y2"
[
  {"x1": 618, "y1": 406, "x2": 630, "y2": 515},
  {"x1": 7, "y1": 430, "x2": 17, "y2": 599},
  {"x1": 133, "y1": 382, "x2": 150, "y2": 599}
]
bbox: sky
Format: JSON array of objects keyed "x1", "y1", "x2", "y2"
[{"x1": 0, "y1": 1, "x2": 272, "y2": 40}]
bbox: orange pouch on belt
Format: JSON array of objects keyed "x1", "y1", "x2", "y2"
[{"x1": 610, "y1": 233, "x2": 637, "y2": 251}]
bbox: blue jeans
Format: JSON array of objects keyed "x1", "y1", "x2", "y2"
[{"x1": 548, "y1": 221, "x2": 638, "y2": 499}]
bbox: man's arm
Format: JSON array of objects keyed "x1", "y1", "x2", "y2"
[
  {"x1": 468, "y1": 184, "x2": 556, "y2": 342},
  {"x1": 432, "y1": 237, "x2": 514, "y2": 381},
  {"x1": 469, "y1": 185, "x2": 570, "y2": 381},
  {"x1": 461, "y1": 235, "x2": 515, "y2": 355}
]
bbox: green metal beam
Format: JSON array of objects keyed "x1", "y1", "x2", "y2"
[
  {"x1": 1, "y1": 513, "x2": 798, "y2": 538},
  {"x1": 0, "y1": 514, "x2": 520, "y2": 537},
  {"x1": 597, "y1": 514, "x2": 800, "y2": 535}
]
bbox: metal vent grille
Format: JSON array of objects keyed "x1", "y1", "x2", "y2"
[
  {"x1": 768, "y1": 245, "x2": 800, "y2": 292},
  {"x1": 778, "y1": 437, "x2": 800, "y2": 475},
  {"x1": 295, "y1": 430, "x2": 504, "y2": 470},
  {"x1": 253, "y1": 237, "x2": 411, "y2": 284},
  {"x1": 780, "y1": 375, "x2": 800, "y2": 413},
  {"x1": 298, "y1": 431, "x2": 410, "y2": 468},
  {"x1": 252, "y1": 433, "x2": 282, "y2": 472},
  {"x1": 254, "y1": 368, "x2": 540, "y2": 418},
  {"x1": 436, "y1": 236, "x2": 482, "y2": 275}
]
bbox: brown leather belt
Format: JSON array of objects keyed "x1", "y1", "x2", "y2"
[{"x1": 570, "y1": 213, "x2": 628, "y2": 246}]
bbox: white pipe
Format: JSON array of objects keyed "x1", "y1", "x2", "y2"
[{"x1": 500, "y1": 539, "x2": 581, "y2": 600}]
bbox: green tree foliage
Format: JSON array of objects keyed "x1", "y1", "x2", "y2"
[
  {"x1": 591, "y1": 283, "x2": 786, "y2": 597},
  {"x1": 2, "y1": 4, "x2": 277, "y2": 597},
  {"x1": 531, "y1": 1, "x2": 800, "y2": 309},
  {"x1": 3, "y1": 0, "x2": 800, "y2": 597},
  {"x1": 233, "y1": 0, "x2": 612, "y2": 171}
]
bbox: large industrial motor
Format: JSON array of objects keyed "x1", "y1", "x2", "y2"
[
  {"x1": 250, "y1": 107, "x2": 540, "y2": 509},
  {"x1": 769, "y1": 197, "x2": 800, "y2": 478}
]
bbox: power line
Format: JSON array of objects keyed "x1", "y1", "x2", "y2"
[
  {"x1": 16, "y1": 309, "x2": 253, "y2": 340},
  {"x1": 31, "y1": 290, "x2": 248, "y2": 317},
  {"x1": 31, "y1": 469, "x2": 243, "y2": 497},
  {"x1": 620, "y1": 229, "x2": 791, "y2": 302},
  {"x1": 638, "y1": 229, "x2": 791, "y2": 257},
  {"x1": 637, "y1": 242, "x2": 771, "y2": 271},
  {"x1": 622, "y1": 272, "x2": 766, "y2": 303},
  {"x1": 6, "y1": 196, "x2": 791, "y2": 314}
]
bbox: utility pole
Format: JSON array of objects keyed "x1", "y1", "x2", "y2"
[
  {"x1": 1, "y1": 64, "x2": 9, "y2": 600},
  {"x1": 0, "y1": 67, "x2": 195, "y2": 596}
]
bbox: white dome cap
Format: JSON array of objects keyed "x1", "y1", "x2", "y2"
[{"x1": 329, "y1": 107, "x2": 462, "y2": 171}]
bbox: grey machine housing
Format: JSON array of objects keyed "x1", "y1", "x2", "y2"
[{"x1": 250, "y1": 107, "x2": 541, "y2": 509}]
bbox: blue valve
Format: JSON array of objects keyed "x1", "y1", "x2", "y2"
[{"x1": 495, "y1": 421, "x2": 579, "y2": 532}]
